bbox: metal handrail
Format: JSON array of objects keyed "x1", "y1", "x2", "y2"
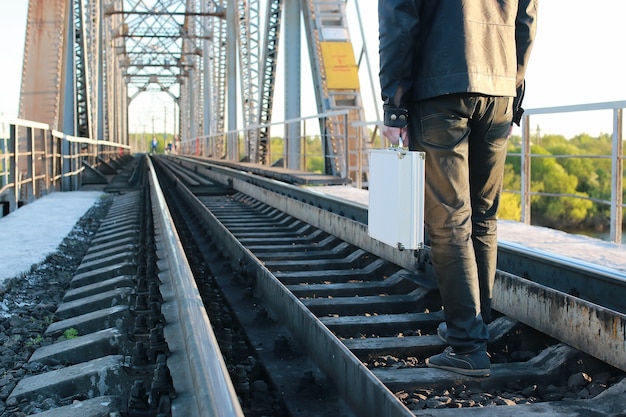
[
  {"x1": 520, "y1": 101, "x2": 624, "y2": 243},
  {"x1": 1, "y1": 118, "x2": 131, "y2": 216},
  {"x1": 352, "y1": 103, "x2": 624, "y2": 243},
  {"x1": 375, "y1": 102, "x2": 624, "y2": 243},
  {"x1": 179, "y1": 110, "x2": 351, "y2": 174}
]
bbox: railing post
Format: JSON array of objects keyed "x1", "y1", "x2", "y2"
[
  {"x1": 520, "y1": 114, "x2": 532, "y2": 224},
  {"x1": 237, "y1": 132, "x2": 242, "y2": 161},
  {"x1": 302, "y1": 122, "x2": 307, "y2": 171},
  {"x1": 321, "y1": 116, "x2": 328, "y2": 175},
  {"x1": 61, "y1": 135, "x2": 71, "y2": 191},
  {"x1": 70, "y1": 140, "x2": 76, "y2": 191},
  {"x1": 27, "y1": 126, "x2": 35, "y2": 203},
  {"x1": 52, "y1": 132, "x2": 59, "y2": 191},
  {"x1": 263, "y1": 132, "x2": 269, "y2": 164},
  {"x1": 9, "y1": 123, "x2": 18, "y2": 211},
  {"x1": 610, "y1": 108, "x2": 623, "y2": 243},
  {"x1": 344, "y1": 113, "x2": 349, "y2": 180},
  {"x1": 74, "y1": 141, "x2": 82, "y2": 190},
  {"x1": 356, "y1": 124, "x2": 362, "y2": 189},
  {"x1": 227, "y1": 131, "x2": 234, "y2": 161},
  {"x1": 42, "y1": 127, "x2": 50, "y2": 194},
  {"x1": 0, "y1": 135, "x2": 4, "y2": 190}
]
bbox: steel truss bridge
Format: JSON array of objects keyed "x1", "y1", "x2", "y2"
[{"x1": 18, "y1": 0, "x2": 376, "y2": 181}]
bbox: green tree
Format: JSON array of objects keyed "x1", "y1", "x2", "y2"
[
  {"x1": 499, "y1": 137, "x2": 523, "y2": 220},
  {"x1": 500, "y1": 132, "x2": 622, "y2": 232},
  {"x1": 544, "y1": 133, "x2": 613, "y2": 228},
  {"x1": 498, "y1": 163, "x2": 521, "y2": 220},
  {"x1": 539, "y1": 134, "x2": 568, "y2": 149},
  {"x1": 305, "y1": 136, "x2": 324, "y2": 173},
  {"x1": 529, "y1": 145, "x2": 593, "y2": 228}
]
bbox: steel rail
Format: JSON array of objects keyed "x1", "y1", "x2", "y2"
[{"x1": 146, "y1": 158, "x2": 244, "y2": 417}]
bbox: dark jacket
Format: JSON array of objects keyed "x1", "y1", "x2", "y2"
[{"x1": 379, "y1": 0, "x2": 538, "y2": 125}]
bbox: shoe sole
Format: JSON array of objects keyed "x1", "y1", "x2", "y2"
[{"x1": 425, "y1": 359, "x2": 490, "y2": 377}]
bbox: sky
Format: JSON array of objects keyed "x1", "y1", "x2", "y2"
[{"x1": 1, "y1": 1, "x2": 626, "y2": 138}]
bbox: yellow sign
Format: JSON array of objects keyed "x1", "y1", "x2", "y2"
[{"x1": 320, "y1": 42, "x2": 360, "y2": 90}]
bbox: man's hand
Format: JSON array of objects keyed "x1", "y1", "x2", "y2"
[{"x1": 382, "y1": 125, "x2": 409, "y2": 147}]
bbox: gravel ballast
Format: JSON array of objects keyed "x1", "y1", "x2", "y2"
[{"x1": 0, "y1": 196, "x2": 112, "y2": 416}]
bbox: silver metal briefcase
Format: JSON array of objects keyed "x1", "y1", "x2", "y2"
[{"x1": 368, "y1": 146, "x2": 425, "y2": 250}]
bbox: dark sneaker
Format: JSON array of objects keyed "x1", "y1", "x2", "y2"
[
  {"x1": 437, "y1": 322, "x2": 448, "y2": 343},
  {"x1": 426, "y1": 346, "x2": 490, "y2": 377}
]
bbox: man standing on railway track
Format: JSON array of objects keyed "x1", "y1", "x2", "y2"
[{"x1": 378, "y1": 0, "x2": 538, "y2": 376}]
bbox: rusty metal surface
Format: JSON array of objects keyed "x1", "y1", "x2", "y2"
[
  {"x1": 19, "y1": 0, "x2": 68, "y2": 130},
  {"x1": 494, "y1": 270, "x2": 626, "y2": 372}
]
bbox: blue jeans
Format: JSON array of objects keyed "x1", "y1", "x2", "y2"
[{"x1": 408, "y1": 94, "x2": 512, "y2": 353}]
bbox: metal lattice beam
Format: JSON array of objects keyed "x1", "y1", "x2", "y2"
[
  {"x1": 257, "y1": 0, "x2": 283, "y2": 164},
  {"x1": 74, "y1": 0, "x2": 91, "y2": 138},
  {"x1": 20, "y1": 0, "x2": 369, "y2": 172},
  {"x1": 235, "y1": 0, "x2": 261, "y2": 162}
]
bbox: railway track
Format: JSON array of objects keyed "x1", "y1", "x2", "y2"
[
  {"x1": 153, "y1": 155, "x2": 626, "y2": 416},
  {"x1": 4, "y1": 154, "x2": 625, "y2": 416}
]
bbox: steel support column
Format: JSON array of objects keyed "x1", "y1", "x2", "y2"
[
  {"x1": 227, "y1": 2, "x2": 238, "y2": 160},
  {"x1": 284, "y1": 0, "x2": 301, "y2": 170}
]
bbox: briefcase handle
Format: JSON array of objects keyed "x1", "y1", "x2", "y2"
[{"x1": 388, "y1": 142, "x2": 407, "y2": 159}]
